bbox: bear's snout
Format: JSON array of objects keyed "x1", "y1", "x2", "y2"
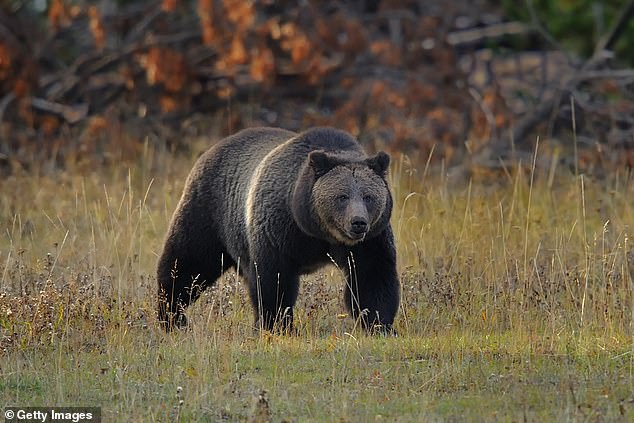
[{"x1": 350, "y1": 216, "x2": 368, "y2": 235}]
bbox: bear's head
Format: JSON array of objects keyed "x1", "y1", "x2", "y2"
[{"x1": 293, "y1": 150, "x2": 392, "y2": 246}]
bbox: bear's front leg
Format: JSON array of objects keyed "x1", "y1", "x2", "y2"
[
  {"x1": 246, "y1": 260, "x2": 300, "y2": 333},
  {"x1": 332, "y1": 228, "x2": 400, "y2": 333}
]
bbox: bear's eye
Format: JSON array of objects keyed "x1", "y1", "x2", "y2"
[
  {"x1": 336, "y1": 194, "x2": 349, "y2": 203},
  {"x1": 363, "y1": 195, "x2": 374, "y2": 204}
]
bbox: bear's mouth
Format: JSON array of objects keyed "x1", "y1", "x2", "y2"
[
  {"x1": 344, "y1": 228, "x2": 368, "y2": 243},
  {"x1": 324, "y1": 221, "x2": 369, "y2": 246}
]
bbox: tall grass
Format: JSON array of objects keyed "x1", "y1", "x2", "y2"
[
  {"x1": 391, "y1": 151, "x2": 633, "y2": 342},
  {"x1": 0, "y1": 142, "x2": 632, "y2": 421}
]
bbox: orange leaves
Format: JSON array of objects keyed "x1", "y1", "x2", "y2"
[
  {"x1": 469, "y1": 87, "x2": 509, "y2": 146},
  {"x1": 191, "y1": 2, "x2": 351, "y2": 87},
  {"x1": 161, "y1": 0, "x2": 179, "y2": 13},
  {"x1": 279, "y1": 23, "x2": 312, "y2": 65},
  {"x1": 199, "y1": 0, "x2": 276, "y2": 85},
  {"x1": 140, "y1": 47, "x2": 188, "y2": 93},
  {"x1": 223, "y1": 0, "x2": 255, "y2": 31},
  {"x1": 159, "y1": 96, "x2": 180, "y2": 114},
  {"x1": 40, "y1": 115, "x2": 60, "y2": 137},
  {"x1": 249, "y1": 48, "x2": 275, "y2": 84},
  {"x1": 137, "y1": 48, "x2": 193, "y2": 113},
  {"x1": 48, "y1": 0, "x2": 71, "y2": 32},
  {"x1": 228, "y1": 37, "x2": 248, "y2": 66},
  {"x1": 198, "y1": 0, "x2": 216, "y2": 46},
  {"x1": 386, "y1": 92, "x2": 406, "y2": 109},
  {"x1": 370, "y1": 40, "x2": 401, "y2": 67},
  {"x1": 215, "y1": 37, "x2": 249, "y2": 76},
  {"x1": 84, "y1": 115, "x2": 108, "y2": 138},
  {"x1": 0, "y1": 41, "x2": 37, "y2": 99},
  {"x1": 289, "y1": 38, "x2": 311, "y2": 66},
  {"x1": 13, "y1": 79, "x2": 31, "y2": 98},
  {"x1": 0, "y1": 43, "x2": 11, "y2": 80},
  {"x1": 88, "y1": 6, "x2": 105, "y2": 50},
  {"x1": 142, "y1": 49, "x2": 161, "y2": 86},
  {"x1": 277, "y1": 22, "x2": 340, "y2": 85},
  {"x1": 48, "y1": 0, "x2": 82, "y2": 34},
  {"x1": 266, "y1": 17, "x2": 282, "y2": 40},
  {"x1": 198, "y1": 0, "x2": 254, "y2": 48}
]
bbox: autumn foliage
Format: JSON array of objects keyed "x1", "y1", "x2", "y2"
[{"x1": 1, "y1": 1, "x2": 633, "y2": 172}]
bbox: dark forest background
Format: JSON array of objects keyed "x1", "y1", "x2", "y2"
[{"x1": 2, "y1": 0, "x2": 634, "y2": 175}]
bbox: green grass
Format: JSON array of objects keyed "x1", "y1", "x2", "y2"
[{"x1": 1, "y1": 143, "x2": 633, "y2": 422}]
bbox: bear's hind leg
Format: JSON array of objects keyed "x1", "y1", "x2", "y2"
[{"x1": 157, "y1": 238, "x2": 235, "y2": 331}]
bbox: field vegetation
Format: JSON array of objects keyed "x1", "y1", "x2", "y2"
[
  {"x1": 2, "y1": 0, "x2": 634, "y2": 421},
  {"x1": 1, "y1": 140, "x2": 633, "y2": 422}
]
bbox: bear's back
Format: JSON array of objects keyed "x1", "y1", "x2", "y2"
[
  {"x1": 218, "y1": 126, "x2": 362, "y2": 159},
  {"x1": 244, "y1": 127, "x2": 365, "y2": 194},
  {"x1": 289, "y1": 127, "x2": 362, "y2": 155}
]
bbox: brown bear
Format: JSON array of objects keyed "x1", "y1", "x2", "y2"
[{"x1": 157, "y1": 127, "x2": 399, "y2": 332}]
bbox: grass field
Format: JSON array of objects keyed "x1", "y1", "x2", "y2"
[{"x1": 1, "y1": 141, "x2": 633, "y2": 422}]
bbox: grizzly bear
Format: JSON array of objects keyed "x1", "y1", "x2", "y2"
[{"x1": 157, "y1": 127, "x2": 399, "y2": 333}]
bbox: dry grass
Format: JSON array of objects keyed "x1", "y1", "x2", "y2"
[{"x1": 0, "y1": 141, "x2": 633, "y2": 422}]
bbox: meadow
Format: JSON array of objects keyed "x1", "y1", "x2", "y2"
[{"x1": 1, "y1": 140, "x2": 633, "y2": 422}]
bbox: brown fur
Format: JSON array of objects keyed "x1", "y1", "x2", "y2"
[{"x1": 157, "y1": 127, "x2": 399, "y2": 333}]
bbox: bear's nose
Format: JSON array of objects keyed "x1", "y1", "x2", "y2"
[{"x1": 350, "y1": 217, "x2": 368, "y2": 234}]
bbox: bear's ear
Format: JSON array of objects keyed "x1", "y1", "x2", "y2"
[
  {"x1": 366, "y1": 152, "x2": 390, "y2": 177},
  {"x1": 309, "y1": 150, "x2": 340, "y2": 178}
]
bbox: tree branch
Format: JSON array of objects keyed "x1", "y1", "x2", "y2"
[{"x1": 511, "y1": 0, "x2": 634, "y2": 145}]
